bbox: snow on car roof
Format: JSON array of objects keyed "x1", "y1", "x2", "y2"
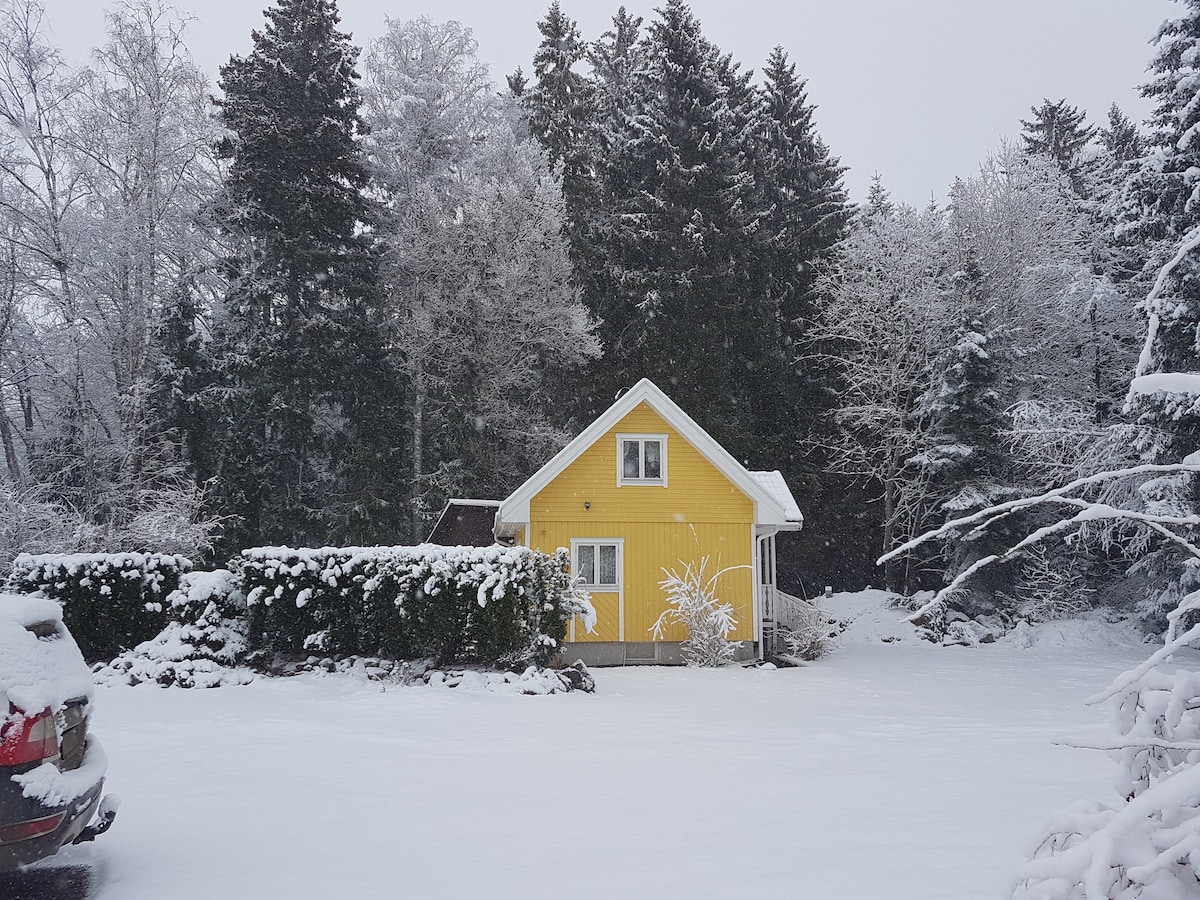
[
  {"x1": 0, "y1": 593, "x2": 93, "y2": 713},
  {"x1": 0, "y1": 593, "x2": 63, "y2": 630}
]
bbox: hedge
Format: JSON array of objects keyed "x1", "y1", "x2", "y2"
[
  {"x1": 8, "y1": 552, "x2": 192, "y2": 661},
  {"x1": 239, "y1": 544, "x2": 594, "y2": 667}
]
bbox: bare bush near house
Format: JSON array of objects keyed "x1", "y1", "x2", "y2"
[
  {"x1": 651, "y1": 557, "x2": 741, "y2": 667},
  {"x1": 781, "y1": 594, "x2": 833, "y2": 660}
]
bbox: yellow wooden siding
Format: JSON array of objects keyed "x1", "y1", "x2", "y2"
[
  {"x1": 573, "y1": 592, "x2": 619, "y2": 642},
  {"x1": 531, "y1": 403, "x2": 755, "y2": 643}
]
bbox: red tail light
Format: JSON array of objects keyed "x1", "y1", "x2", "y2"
[
  {"x1": 0, "y1": 811, "x2": 66, "y2": 844},
  {"x1": 0, "y1": 704, "x2": 59, "y2": 766}
]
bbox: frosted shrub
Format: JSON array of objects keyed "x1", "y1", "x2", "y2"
[
  {"x1": 780, "y1": 594, "x2": 833, "y2": 661},
  {"x1": 651, "y1": 557, "x2": 741, "y2": 667},
  {"x1": 97, "y1": 569, "x2": 253, "y2": 688}
]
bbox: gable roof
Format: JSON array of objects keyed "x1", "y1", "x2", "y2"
[
  {"x1": 497, "y1": 378, "x2": 800, "y2": 533},
  {"x1": 428, "y1": 499, "x2": 502, "y2": 547}
]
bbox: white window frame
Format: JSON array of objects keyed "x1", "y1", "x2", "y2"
[
  {"x1": 616, "y1": 433, "x2": 668, "y2": 486},
  {"x1": 571, "y1": 538, "x2": 624, "y2": 590}
]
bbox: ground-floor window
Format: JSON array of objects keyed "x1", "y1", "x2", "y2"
[{"x1": 572, "y1": 538, "x2": 623, "y2": 589}]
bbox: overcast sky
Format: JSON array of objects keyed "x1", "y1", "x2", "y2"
[{"x1": 47, "y1": 0, "x2": 1178, "y2": 204}]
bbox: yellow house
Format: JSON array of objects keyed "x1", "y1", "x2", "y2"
[{"x1": 494, "y1": 378, "x2": 802, "y2": 666}]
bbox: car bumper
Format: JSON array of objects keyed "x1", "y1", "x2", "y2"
[{"x1": 0, "y1": 774, "x2": 104, "y2": 872}]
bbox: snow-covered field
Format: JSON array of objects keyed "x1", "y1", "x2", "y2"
[{"x1": 40, "y1": 592, "x2": 1153, "y2": 899}]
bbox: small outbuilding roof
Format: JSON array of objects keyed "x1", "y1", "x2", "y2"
[
  {"x1": 427, "y1": 499, "x2": 501, "y2": 547},
  {"x1": 749, "y1": 471, "x2": 803, "y2": 525}
]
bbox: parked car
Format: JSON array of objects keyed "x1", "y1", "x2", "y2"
[{"x1": 0, "y1": 593, "x2": 116, "y2": 872}]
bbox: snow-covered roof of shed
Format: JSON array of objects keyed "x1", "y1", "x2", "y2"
[{"x1": 749, "y1": 471, "x2": 803, "y2": 524}]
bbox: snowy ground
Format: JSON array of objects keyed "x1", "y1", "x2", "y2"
[{"x1": 32, "y1": 591, "x2": 1154, "y2": 899}]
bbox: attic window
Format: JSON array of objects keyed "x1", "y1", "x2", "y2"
[{"x1": 617, "y1": 434, "x2": 667, "y2": 486}]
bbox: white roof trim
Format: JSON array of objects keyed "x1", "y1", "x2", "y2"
[{"x1": 497, "y1": 378, "x2": 794, "y2": 530}]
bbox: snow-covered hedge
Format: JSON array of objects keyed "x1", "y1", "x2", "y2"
[
  {"x1": 7, "y1": 552, "x2": 192, "y2": 661},
  {"x1": 239, "y1": 544, "x2": 593, "y2": 667}
]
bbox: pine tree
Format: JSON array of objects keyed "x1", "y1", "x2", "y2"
[
  {"x1": 523, "y1": 0, "x2": 596, "y2": 278},
  {"x1": 1020, "y1": 98, "x2": 1097, "y2": 173},
  {"x1": 862, "y1": 172, "x2": 891, "y2": 217},
  {"x1": 916, "y1": 309, "x2": 1006, "y2": 489},
  {"x1": 525, "y1": 1, "x2": 592, "y2": 175},
  {"x1": 588, "y1": 5, "x2": 642, "y2": 116},
  {"x1": 207, "y1": 0, "x2": 400, "y2": 553},
  {"x1": 1098, "y1": 102, "x2": 1144, "y2": 162},
  {"x1": 913, "y1": 303, "x2": 1011, "y2": 581},
  {"x1": 757, "y1": 46, "x2": 849, "y2": 321},
  {"x1": 505, "y1": 66, "x2": 527, "y2": 98},
  {"x1": 753, "y1": 45, "x2": 850, "y2": 461},
  {"x1": 590, "y1": 0, "x2": 766, "y2": 452},
  {"x1": 1124, "y1": 0, "x2": 1200, "y2": 458}
]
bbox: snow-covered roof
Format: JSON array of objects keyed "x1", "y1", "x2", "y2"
[
  {"x1": 0, "y1": 593, "x2": 93, "y2": 713},
  {"x1": 498, "y1": 379, "x2": 799, "y2": 532},
  {"x1": 749, "y1": 471, "x2": 803, "y2": 525}
]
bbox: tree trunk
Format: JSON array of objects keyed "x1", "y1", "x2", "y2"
[
  {"x1": 411, "y1": 376, "x2": 425, "y2": 540},
  {"x1": 0, "y1": 409, "x2": 19, "y2": 481},
  {"x1": 882, "y1": 471, "x2": 902, "y2": 594}
]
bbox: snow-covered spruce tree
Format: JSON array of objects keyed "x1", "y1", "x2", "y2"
[
  {"x1": 523, "y1": 1, "x2": 594, "y2": 211},
  {"x1": 1099, "y1": 104, "x2": 1144, "y2": 165},
  {"x1": 97, "y1": 569, "x2": 252, "y2": 689},
  {"x1": 206, "y1": 0, "x2": 403, "y2": 552},
  {"x1": 568, "y1": 6, "x2": 643, "y2": 417},
  {"x1": 756, "y1": 45, "x2": 850, "y2": 339},
  {"x1": 587, "y1": 6, "x2": 643, "y2": 121},
  {"x1": 1103, "y1": 0, "x2": 1200, "y2": 626},
  {"x1": 581, "y1": 0, "x2": 773, "y2": 459},
  {"x1": 1123, "y1": 0, "x2": 1200, "y2": 462},
  {"x1": 751, "y1": 44, "x2": 850, "y2": 469},
  {"x1": 910, "y1": 304, "x2": 1013, "y2": 593},
  {"x1": 1021, "y1": 98, "x2": 1097, "y2": 179}
]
